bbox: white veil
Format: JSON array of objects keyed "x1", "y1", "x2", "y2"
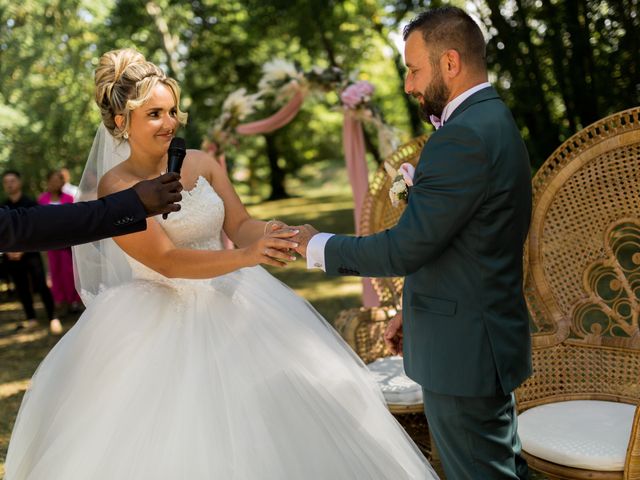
[{"x1": 72, "y1": 124, "x2": 133, "y2": 305}]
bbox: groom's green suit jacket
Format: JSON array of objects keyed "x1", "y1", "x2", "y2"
[{"x1": 325, "y1": 87, "x2": 532, "y2": 397}]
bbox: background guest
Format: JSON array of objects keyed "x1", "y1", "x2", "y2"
[
  {"x1": 60, "y1": 167, "x2": 79, "y2": 199},
  {"x1": 38, "y1": 170, "x2": 83, "y2": 314},
  {"x1": 2, "y1": 170, "x2": 62, "y2": 334}
]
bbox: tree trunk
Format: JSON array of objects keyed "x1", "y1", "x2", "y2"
[
  {"x1": 264, "y1": 134, "x2": 289, "y2": 200},
  {"x1": 484, "y1": 0, "x2": 561, "y2": 165},
  {"x1": 563, "y1": 0, "x2": 599, "y2": 125},
  {"x1": 540, "y1": 0, "x2": 577, "y2": 133},
  {"x1": 145, "y1": 1, "x2": 181, "y2": 78},
  {"x1": 369, "y1": 17, "x2": 424, "y2": 138},
  {"x1": 392, "y1": 50, "x2": 424, "y2": 138},
  {"x1": 607, "y1": 0, "x2": 640, "y2": 108}
]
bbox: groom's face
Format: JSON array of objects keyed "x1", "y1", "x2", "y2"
[{"x1": 404, "y1": 32, "x2": 450, "y2": 120}]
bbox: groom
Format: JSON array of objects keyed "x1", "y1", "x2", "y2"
[{"x1": 295, "y1": 7, "x2": 532, "y2": 479}]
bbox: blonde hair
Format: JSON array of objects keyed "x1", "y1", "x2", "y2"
[{"x1": 94, "y1": 48, "x2": 188, "y2": 139}]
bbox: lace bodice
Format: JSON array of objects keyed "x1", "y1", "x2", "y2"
[{"x1": 128, "y1": 175, "x2": 225, "y2": 281}]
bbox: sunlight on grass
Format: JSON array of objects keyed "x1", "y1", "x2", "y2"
[
  {"x1": 0, "y1": 380, "x2": 29, "y2": 401},
  {"x1": 0, "y1": 329, "x2": 48, "y2": 349}
]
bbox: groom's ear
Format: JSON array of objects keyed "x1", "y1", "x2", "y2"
[{"x1": 442, "y1": 49, "x2": 461, "y2": 78}]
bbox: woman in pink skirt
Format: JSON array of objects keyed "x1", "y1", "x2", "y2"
[{"x1": 38, "y1": 170, "x2": 83, "y2": 318}]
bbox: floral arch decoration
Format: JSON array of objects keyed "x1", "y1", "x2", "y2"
[{"x1": 201, "y1": 60, "x2": 401, "y2": 307}]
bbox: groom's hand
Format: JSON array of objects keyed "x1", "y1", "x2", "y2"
[
  {"x1": 291, "y1": 224, "x2": 318, "y2": 258},
  {"x1": 384, "y1": 311, "x2": 403, "y2": 356}
]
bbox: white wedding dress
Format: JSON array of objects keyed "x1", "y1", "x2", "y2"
[{"x1": 4, "y1": 176, "x2": 436, "y2": 479}]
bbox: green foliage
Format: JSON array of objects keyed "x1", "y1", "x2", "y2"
[
  {"x1": 477, "y1": 0, "x2": 640, "y2": 166},
  {"x1": 0, "y1": 0, "x2": 637, "y2": 195},
  {"x1": 0, "y1": 0, "x2": 113, "y2": 194}
]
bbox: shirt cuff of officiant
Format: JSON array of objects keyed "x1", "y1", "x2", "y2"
[{"x1": 306, "y1": 232, "x2": 334, "y2": 271}]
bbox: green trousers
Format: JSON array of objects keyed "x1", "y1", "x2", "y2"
[{"x1": 422, "y1": 389, "x2": 530, "y2": 480}]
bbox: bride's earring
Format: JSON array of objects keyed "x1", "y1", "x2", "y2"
[{"x1": 123, "y1": 131, "x2": 129, "y2": 140}]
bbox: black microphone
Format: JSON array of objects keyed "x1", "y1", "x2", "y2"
[{"x1": 163, "y1": 137, "x2": 186, "y2": 219}]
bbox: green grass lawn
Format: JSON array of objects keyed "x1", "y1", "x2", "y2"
[{"x1": 0, "y1": 160, "x2": 548, "y2": 478}]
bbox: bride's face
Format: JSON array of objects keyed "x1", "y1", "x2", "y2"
[{"x1": 128, "y1": 83, "x2": 179, "y2": 159}]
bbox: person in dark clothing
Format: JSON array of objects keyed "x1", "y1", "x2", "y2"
[
  {"x1": 2, "y1": 170, "x2": 61, "y2": 334},
  {"x1": 0, "y1": 173, "x2": 183, "y2": 253}
]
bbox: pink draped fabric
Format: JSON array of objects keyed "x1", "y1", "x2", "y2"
[
  {"x1": 343, "y1": 110, "x2": 379, "y2": 307},
  {"x1": 236, "y1": 90, "x2": 306, "y2": 136},
  {"x1": 342, "y1": 111, "x2": 369, "y2": 232}
]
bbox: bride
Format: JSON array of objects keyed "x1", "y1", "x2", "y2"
[{"x1": 4, "y1": 48, "x2": 437, "y2": 480}]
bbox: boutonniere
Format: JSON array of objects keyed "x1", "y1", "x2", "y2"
[{"x1": 384, "y1": 162, "x2": 415, "y2": 207}]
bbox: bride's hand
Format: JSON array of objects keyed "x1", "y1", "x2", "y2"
[
  {"x1": 264, "y1": 219, "x2": 289, "y2": 234},
  {"x1": 243, "y1": 229, "x2": 299, "y2": 268}
]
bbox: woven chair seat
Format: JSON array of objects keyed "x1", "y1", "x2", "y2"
[
  {"x1": 518, "y1": 400, "x2": 635, "y2": 472},
  {"x1": 367, "y1": 355, "x2": 423, "y2": 406}
]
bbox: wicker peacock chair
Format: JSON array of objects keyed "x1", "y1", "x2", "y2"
[
  {"x1": 515, "y1": 106, "x2": 640, "y2": 479},
  {"x1": 333, "y1": 134, "x2": 434, "y2": 457}
]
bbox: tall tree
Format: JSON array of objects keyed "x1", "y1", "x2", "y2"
[{"x1": 0, "y1": 0, "x2": 109, "y2": 192}]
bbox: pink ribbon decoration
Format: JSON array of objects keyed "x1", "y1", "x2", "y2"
[
  {"x1": 343, "y1": 110, "x2": 379, "y2": 307},
  {"x1": 236, "y1": 89, "x2": 306, "y2": 136}
]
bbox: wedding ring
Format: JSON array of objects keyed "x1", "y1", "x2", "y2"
[{"x1": 264, "y1": 219, "x2": 277, "y2": 235}]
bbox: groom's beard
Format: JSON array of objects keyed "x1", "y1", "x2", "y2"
[{"x1": 415, "y1": 68, "x2": 450, "y2": 121}]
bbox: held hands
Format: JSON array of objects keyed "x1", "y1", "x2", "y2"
[
  {"x1": 383, "y1": 311, "x2": 404, "y2": 356},
  {"x1": 132, "y1": 172, "x2": 183, "y2": 218},
  {"x1": 289, "y1": 224, "x2": 319, "y2": 258},
  {"x1": 243, "y1": 221, "x2": 299, "y2": 268}
]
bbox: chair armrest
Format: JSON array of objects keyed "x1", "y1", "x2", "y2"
[{"x1": 334, "y1": 306, "x2": 399, "y2": 364}]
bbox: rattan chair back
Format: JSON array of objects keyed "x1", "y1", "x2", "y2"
[
  {"x1": 525, "y1": 106, "x2": 640, "y2": 352},
  {"x1": 516, "y1": 107, "x2": 640, "y2": 479}
]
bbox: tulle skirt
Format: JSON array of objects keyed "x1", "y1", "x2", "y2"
[{"x1": 4, "y1": 266, "x2": 436, "y2": 479}]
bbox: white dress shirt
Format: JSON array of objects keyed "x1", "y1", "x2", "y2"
[{"x1": 306, "y1": 82, "x2": 492, "y2": 271}]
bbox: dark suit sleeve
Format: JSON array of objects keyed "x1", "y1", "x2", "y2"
[
  {"x1": 325, "y1": 124, "x2": 489, "y2": 277},
  {"x1": 0, "y1": 188, "x2": 147, "y2": 252}
]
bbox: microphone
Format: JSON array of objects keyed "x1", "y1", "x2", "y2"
[{"x1": 163, "y1": 137, "x2": 186, "y2": 219}]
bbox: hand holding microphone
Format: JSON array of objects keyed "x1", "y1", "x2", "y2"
[{"x1": 163, "y1": 137, "x2": 186, "y2": 219}]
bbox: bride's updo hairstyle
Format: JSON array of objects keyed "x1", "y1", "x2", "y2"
[{"x1": 94, "y1": 48, "x2": 188, "y2": 139}]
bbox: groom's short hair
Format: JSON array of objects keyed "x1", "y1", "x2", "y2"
[{"x1": 403, "y1": 7, "x2": 486, "y2": 72}]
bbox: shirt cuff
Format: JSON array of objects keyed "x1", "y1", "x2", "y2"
[{"x1": 306, "y1": 232, "x2": 334, "y2": 271}]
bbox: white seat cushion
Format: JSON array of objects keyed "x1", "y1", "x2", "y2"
[
  {"x1": 367, "y1": 356, "x2": 423, "y2": 405},
  {"x1": 518, "y1": 400, "x2": 635, "y2": 471}
]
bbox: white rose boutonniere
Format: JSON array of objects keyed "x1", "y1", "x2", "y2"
[{"x1": 384, "y1": 162, "x2": 415, "y2": 207}]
